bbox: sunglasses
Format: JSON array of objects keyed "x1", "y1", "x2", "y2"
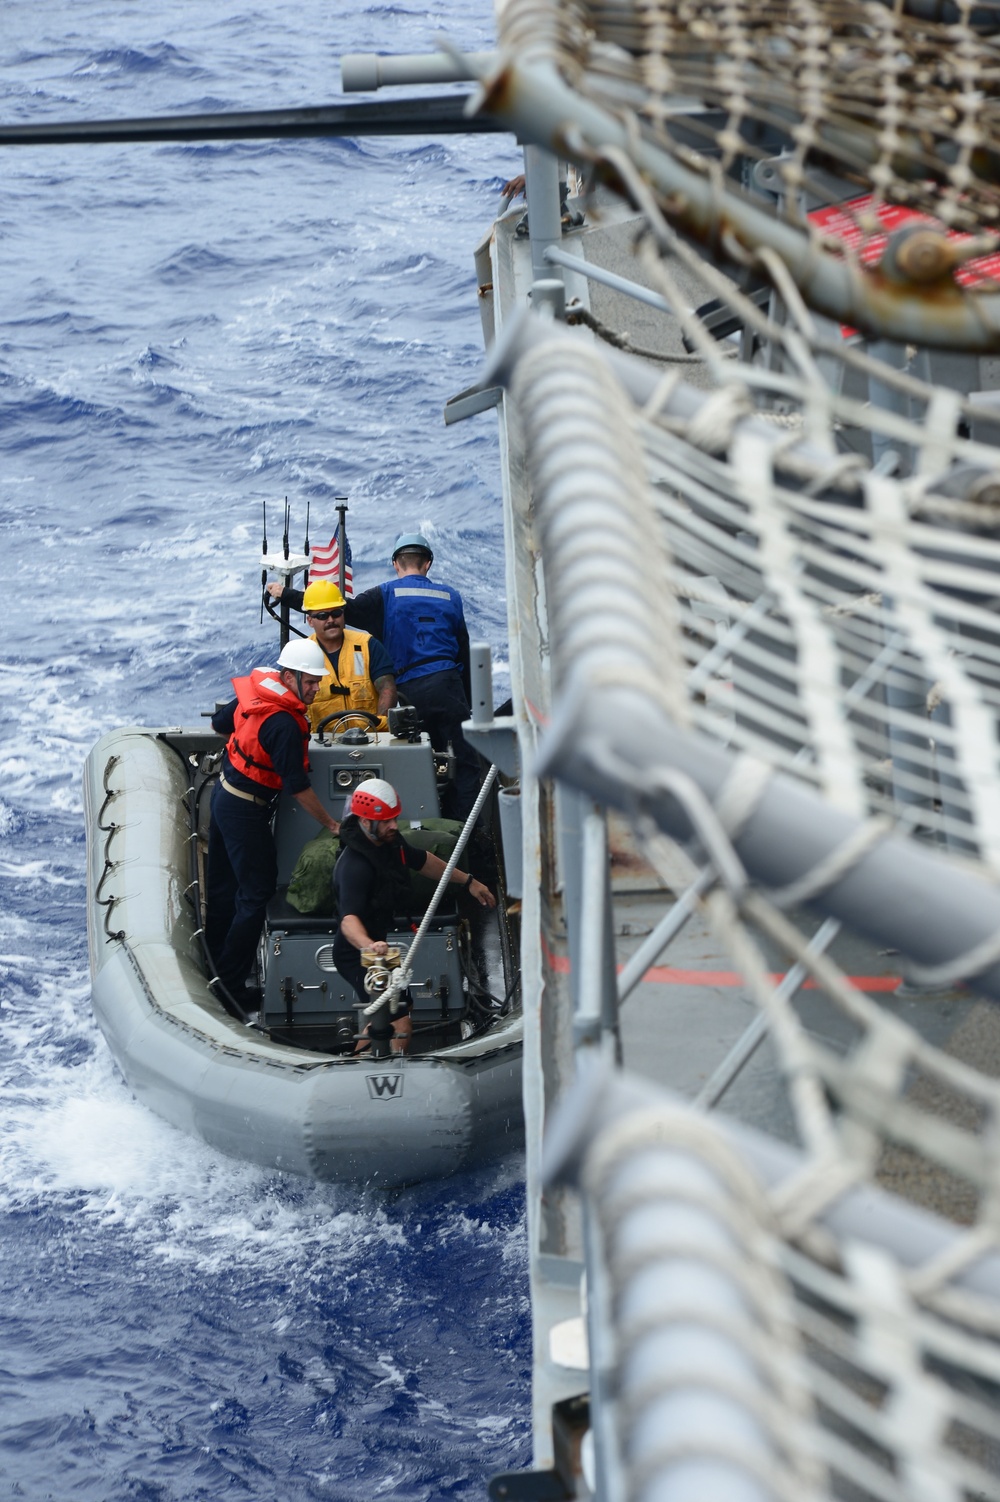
[{"x1": 307, "y1": 609, "x2": 345, "y2": 622}]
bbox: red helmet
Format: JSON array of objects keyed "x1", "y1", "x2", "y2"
[{"x1": 350, "y1": 778, "x2": 402, "y2": 821}]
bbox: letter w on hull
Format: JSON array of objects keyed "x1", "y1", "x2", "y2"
[{"x1": 366, "y1": 1072, "x2": 404, "y2": 1100}]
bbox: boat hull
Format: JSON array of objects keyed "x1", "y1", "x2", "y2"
[{"x1": 84, "y1": 728, "x2": 523, "y2": 1187}]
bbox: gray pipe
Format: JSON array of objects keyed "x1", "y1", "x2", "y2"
[
  {"x1": 554, "y1": 1064, "x2": 820, "y2": 1502},
  {"x1": 471, "y1": 57, "x2": 1000, "y2": 351},
  {"x1": 485, "y1": 300, "x2": 1000, "y2": 503},
  {"x1": 340, "y1": 51, "x2": 494, "y2": 91},
  {"x1": 546, "y1": 1061, "x2": 1000, "y2": 1307}
]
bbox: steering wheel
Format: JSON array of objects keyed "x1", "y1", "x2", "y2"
[{"x1": 314, "y1": 709, "x2": 382, "y2": 736}]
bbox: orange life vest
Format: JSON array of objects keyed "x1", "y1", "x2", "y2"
[{"x1": 226, "y1": 667, "x2": 311, "y2": 791}]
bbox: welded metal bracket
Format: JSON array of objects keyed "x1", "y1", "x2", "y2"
[
  {"x1": 463, "y1": 715, "x2": 519, "y2": 775},
  {"x1": 488, "y1": 1395, "x2": 590, "y2": 1501},
  {"x1": 443, "y1": 382, "x2": 502, "y2": 424}
]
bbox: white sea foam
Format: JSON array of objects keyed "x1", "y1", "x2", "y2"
[{"x1": 1, "y1": 1036, "x2": 413, "y2": 1276}]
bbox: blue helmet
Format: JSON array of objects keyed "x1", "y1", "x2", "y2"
[{"x1": 391, "y1": 531, "x2": 433, "y2": 564}]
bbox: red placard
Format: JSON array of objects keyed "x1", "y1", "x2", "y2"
[
  {"x1": 798, "y1": 194, "x2": 1000, "y2": 337},
  {"x1": 808, "y1": 193, "x2": 1000, "y2": 288}
]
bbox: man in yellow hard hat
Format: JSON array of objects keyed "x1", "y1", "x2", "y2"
[{"x1": 299, "y1": 578, "x2": 397, "y2": 733}]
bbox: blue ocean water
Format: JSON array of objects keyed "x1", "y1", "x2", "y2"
[{"x1": 0, "y1": 4, "x2": 528, "y2": 1497}]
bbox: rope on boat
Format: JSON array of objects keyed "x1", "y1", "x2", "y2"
[
  {"x1": 97, "y1": 753, "x2": 122, "y2": 830},
  {"x1": 95, "y1": 754, "x2": 125, "y2": 944}
]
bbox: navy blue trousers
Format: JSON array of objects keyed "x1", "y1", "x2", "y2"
[
  {"x1": 401, "y1": 668, "x2": 482, "y2": 821},
  {"x1": 205, "y1": 783, "x2": 277, "y2": 996}
]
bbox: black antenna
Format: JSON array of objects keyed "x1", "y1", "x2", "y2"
[
  {"x1": 282, "y1": 497, "x2": 290, "y2": 561},
  {"x1": 260, "y1": 500, "x2": 268, "y2": 624},
  {"x1": 303, "y1": 502, "x2": 311, "y2": 590}
]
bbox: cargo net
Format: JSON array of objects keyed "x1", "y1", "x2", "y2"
[
  {"x1": 512, "y1": 308, "x2": 1000, "y2": 1490},
  {"x1": 643, "y1": 344, "x2": 1000, "y2": 868},
  {"x1": 563, "y1": 816, "x2": 1000, "y2": 1501},
  {"x1": 522, "y1": 306, "x2": 1000, "y2": 1502},
  {"x1": 494, "y1": 0, "x2": 1000, "y2": 346},
  {"x1": 517, "y1": 0, "x2": 1000, "y2": 230},
  {"x1": 494, "y1": 0, "x2": 1000, "y2": 1490},
  {"x1": 558, "y1": 159, "x2": 1000, "y2": 872},
  {"x1": 558, "y1": 1030, "x2": 1000, "y2": 1502}
]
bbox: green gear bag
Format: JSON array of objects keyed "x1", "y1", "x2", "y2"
[
  {"x1": 285, "y1": 827, "x2": 339, "y2": 915},
  {"x1": 284, "y1": 819, "x2": 464, "y2": 916},
  {"x1": 400, "y1": 821, "x2": 462, "y2": 908}
]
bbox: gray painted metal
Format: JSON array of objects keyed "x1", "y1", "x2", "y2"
[
  {"x1": 694, "y1": 917, "x2": 842, "y2": 1111},
  {"x1": 546, "y1": 1062, "x2": 1000, "y2": 1308},
  {"x1": 496, "y1": 787, "x2": 523, "y2": 899},
  {"x1": 83, "y1": 727, "x2": 523, "y2": 1186},
  {"x1": 340, "y1": 51, "x2": 494, "y2": 92},
  {"x1": 544, "y1": 243, "x2": 677, "y2": 317},
  {"x1": 274, "y1": 733, "x2": 441, "y2": 884},
  {"x1": 523, "y1": 144, "x2": 563, "y2": 287},
  {"x1": 468, "y1": 640, "x2": 495, "y2": 724},
  {"x1": 442, "y1": 383, "x2": 502, "y2": 425}
]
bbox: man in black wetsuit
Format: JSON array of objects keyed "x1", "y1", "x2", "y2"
[{"x1": 332, "y1": 778, "x2": 495, "y2": 1052}]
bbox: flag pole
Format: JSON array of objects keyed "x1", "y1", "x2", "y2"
[{"x1": 335, "y1": 497, "x2": 349, "y2": 600}]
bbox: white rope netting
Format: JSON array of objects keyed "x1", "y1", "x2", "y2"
[
  {"x1": 518, "y1": 0, "x2": 1000, "y2": 230},
  {"x1": 490, "y1": 2, "x2": 1000, "y2": 1491},
  {"x1": 493, "y1": 0, "x2": 1000, "y2": 344}
]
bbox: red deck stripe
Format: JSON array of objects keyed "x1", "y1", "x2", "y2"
[{"x1": 540, "y1": 936, "x2": 900, "y2": 991}]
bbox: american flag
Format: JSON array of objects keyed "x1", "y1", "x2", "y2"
[{"x1": 309, "y1": 533, "x2": 354, "y2": 596}]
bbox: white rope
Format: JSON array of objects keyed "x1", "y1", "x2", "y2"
[{"x1": 362, "y1": 765, "x2": 500, "y2": 1018}]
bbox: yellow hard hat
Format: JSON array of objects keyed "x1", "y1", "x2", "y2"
[{"x1": 302, "y1": 579, "x2": 346, "y2": 613}]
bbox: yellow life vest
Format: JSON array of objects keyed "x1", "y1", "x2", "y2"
[{"x1": 309, "y1": 627, "x2": 381, "y2": 730}]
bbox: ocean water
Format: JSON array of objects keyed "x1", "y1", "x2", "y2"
[{"x1": 0, "y1": 4, "x2": 529, "y2": 1497}]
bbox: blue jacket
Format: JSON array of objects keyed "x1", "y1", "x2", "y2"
[{"x1": 379, "y1": 574, "x2": 466, "y2": 686}]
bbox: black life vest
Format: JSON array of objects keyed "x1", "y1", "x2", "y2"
[{"x1": 335, "y1": 814, "x2": 414, "y2": 938}]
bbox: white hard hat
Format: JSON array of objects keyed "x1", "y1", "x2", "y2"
[{"x1": 277, "y1": 638, "x2": 328, "y2": 676}]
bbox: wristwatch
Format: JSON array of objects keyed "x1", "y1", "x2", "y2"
[{"x1": 463, "y1": 872, "x2": 474, "y2": 890}]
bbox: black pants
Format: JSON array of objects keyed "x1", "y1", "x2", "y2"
[
  {"x1": 334, "y1": 947, "x2": 367, "y2": 1007},
  {"x1": 401, "y1": 668, "x2": 481, "y2": 821},
  {"x1": 205, "y1": 783, "x2": 277, "y2": 996}
]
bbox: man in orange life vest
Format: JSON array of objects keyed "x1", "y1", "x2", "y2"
[{"x1": 206, "y1": 638, "x2": 339, "y2": 1012}]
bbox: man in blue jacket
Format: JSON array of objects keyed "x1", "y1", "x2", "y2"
[
  {"x1": 270, "y1": 533, "x2": 482, "y2": 819},
  {"x1": 365, "y1": 533, "x2": 480, "y2": 819}
]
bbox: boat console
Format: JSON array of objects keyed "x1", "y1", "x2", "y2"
[
  {"x1": 260, "y1": 726, "x2": 470, "y2": 1053},
  {"x1": 271, "y1": 725, "x2": 447, "y2": 881}
]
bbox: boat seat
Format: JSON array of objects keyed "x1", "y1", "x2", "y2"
[{"x1": 267, "y1": 888, "x2": 339, "y2": 935}]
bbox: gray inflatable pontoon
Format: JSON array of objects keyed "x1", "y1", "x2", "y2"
[{"x1": 83, "y1": 726, "x2": 523, "y2": 1187}]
